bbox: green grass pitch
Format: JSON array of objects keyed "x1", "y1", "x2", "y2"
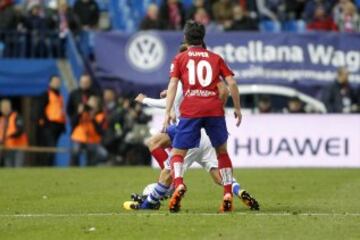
[{"x1": 0, "y1": 168, "x2": 359, "y2": 240}]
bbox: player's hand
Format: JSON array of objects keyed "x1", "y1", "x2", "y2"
[
  {"x1": 162, "y1": 113, "x2": 171, "y2": 133},
  {"x1": 170, "y1": 110, "x2": 177, "y2": 124},
  {"x1": 234, "y1": 109, "x2": 242, "y2": 127},
  {"x1": 160, "y1": 90, "x2": 167, "y2": 98},
  {"x1": 134, "y1": 93, "x2": 146, "y2": 103}
]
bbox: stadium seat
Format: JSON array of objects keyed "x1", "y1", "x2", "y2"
[
  {"x1": 282, "y1": 20, "x2": 297, "y2": 32},
  {"x1": 282, "y1": 20, "x2": 306, "y2": 33},
  {"x1": 259, "y1": 20, "x2": 281, "y2": 33},
  {"x1": 296, "y1": 20, "x2": 306, "y2": 33}
]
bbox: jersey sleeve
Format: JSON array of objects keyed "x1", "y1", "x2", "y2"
[
  {"x1": 219, "y1": 57, "x2": 234, "y2": 78},
  {"x1": 142, "y1": 98, "x2": 166, "y2": 109},
  {"x1": 169, "y1": 55, "x2": 181, "y2": 79}
]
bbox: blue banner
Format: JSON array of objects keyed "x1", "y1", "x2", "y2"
[
  {"x1": 0, "y1": 59, "x2": 59, "y2": 96},
  {"x1": 94, "y1": 32, "x2": 360, "y2": 88}
]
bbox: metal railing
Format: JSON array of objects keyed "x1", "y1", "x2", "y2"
[{"x1": 0, "y1": 31, "x2": 66, "y2": 59}]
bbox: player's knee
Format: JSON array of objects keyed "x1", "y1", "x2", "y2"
[
  {"x1": 147, "y1": 134, "x2": 171, "y2": 151},
  {"x1": 216, "y1": 144, "x2": 228, "y2": 155},
  {"x1": 171, "y1": 148, "x2": 187, "y2": 157},
  {"x1": 146, "y1": 136, "x2": 159, "y2": 151}
]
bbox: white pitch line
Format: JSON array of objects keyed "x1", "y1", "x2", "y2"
[{"x1": 0, "y1": 212, "x2": 360, "y2": 218}]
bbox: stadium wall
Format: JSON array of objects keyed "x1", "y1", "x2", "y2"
[{"x1": 150, "y1": 113, "x2": 360, "y2": 168}]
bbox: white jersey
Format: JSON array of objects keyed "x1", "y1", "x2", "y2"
[
  {"x1": 143, "y1": 83, "x2": 183, "y2": 120},
  {"x1": 142, "y1": 83, "x2": 217, "y2": 172}
]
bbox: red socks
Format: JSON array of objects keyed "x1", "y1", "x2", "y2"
[
  {"x1": 151, "y1": 147, "x2": 168, "y2": 169},
  {"x1": 170, "y1": 154, "x2": 184, "y2": 187},
  {"x1": 218, "y1": 153, "x2": 233, "y2": 195}
]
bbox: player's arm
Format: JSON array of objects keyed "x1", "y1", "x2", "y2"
[
  {"x1": 219, "y1": 57, "x2": 242, "y2": 126},
  {"x1": 217, "y1": 81, "x2": 229, "y2": 105},
  {"x1": 135, "y1": 93, "x2": 166, "y2": 109},
  {"x1": 163, "y1": 77, "x2": 179, "y2": 131},
  {"x1": 225, "y1": 75, "x2": 242, "y2": 127}
]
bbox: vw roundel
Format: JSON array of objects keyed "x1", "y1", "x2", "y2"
[{"x1": 125, "y1": 32, "x2": 166, "y2": 72}]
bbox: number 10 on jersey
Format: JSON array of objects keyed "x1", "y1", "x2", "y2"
[{"x1": 186, "y1": 59, "x2": 213, "y2": 87}]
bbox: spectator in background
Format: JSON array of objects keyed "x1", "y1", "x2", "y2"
[
  {"x1": 212, "y1": 0, "x2": 234, "y2": 25},
  {"x1": 0, "y1": 0, "x2": 18, "y2": 30},
  {"x1": 102, "y1": 89, "x2": 126, "y2": 165},
  {"x1": 335, "y1": 1, "x2": 360, "y2": 32},
  {"x1": 38, "y1": 75, "x2": 66, "y2": 166},
  {"x1": 256, "y1": 95, "x2": 273, "y2": 113},
  {"x1": 51, "y1": 1, "x2": 80, "y2": 36},
  {"x1": 239, "y1": 0, "x2": 259, "y2": 19},
  {"x1": 24, "y1": 3, "x2": 50, "y2": 31},
  {"x1": 70, "y1": 95, "x2": 108, "y2": 166},
  {"x1": 159, "y1": 0, "x2": 185, "y2": 30},
  {"x1": 73, "y1": 0, "x2": 99, "y2": 29},
  {"x1": 186, "y1": 0, "x2": 212, "y2": 20},
  {"x1": 303, "y1": 0, "x2": 335, "y2": 22},
  {"x1": 139, "y1": 4, "x2": 166, "y2": 30},
  {"x1": 49, "y1": 1, "x2": 80, "y2": 57},
  {"x1": 123, "y1": 101, "x2": 151, "y2": 166},
  {"x1": 66, "y1": 74, "x2": 98, "y2": 122},
  {"x1": 285, "y1": 0, "x2": 306, "y2": 20},
  {"x1": 256, "y1": 0, "x2": 285, "y2": 21},
  {"x1": 24, "y1": 3, "x2": 52, "y2": 57},
  {"x1": 307, "y1": 5, "x2": 338, "y2": 31},
  {"x1": 0, "y1": 99, "x2": 28, "y2": 167},
  {"x1": 323, "y1": 67, "x2": 359, "y2": 113},
  {"x1": 193, "y1": 7, "x2": 219, "y2": 32},
  {"x1": 285, "y1": 96, "x2": 305, "y2": 113},
  {"x1": 226, "y1": 5, "x2": 258, "y2": 31},
  {"x1": 333, "y1": 0, "x2": 351, "y2": 23}
]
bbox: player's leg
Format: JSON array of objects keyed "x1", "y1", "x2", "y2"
[
  {"x1": 124, "y1": 127, "x2": 176, "y2": 210},
  {"x1": 146, "y1": 132, "x2": 172, "y2": 169},
  {"x1": 199, "y1": 142, "x2": 258, "y2": 210},
  {"x1": 199, "y1": 128, "x2": 260, "y2": 210},
  {"x1": 139, "y1": 167, "x2": 173, "y2": 209},
  {"x1": 124, "y1": 164, "x2": 174, "y2": 210},
  {"x1": 215, "y1": 142, "x2": 234, "y2": 212},
  {"x1": 198, "y1": 151, "x2": 259, "y2": 210},
  {"x1": 208, "y1": 168, "x2": 259, "y2": 210},
  {"x1": 168, "y1": 118, "x2": 202, "y2": 212},
  {"x1": 141, "y1": 126, "x2": 176, "y2": 206},
  {"x1": 203, "y1": 116, "x2": 234, "y2": 212}
]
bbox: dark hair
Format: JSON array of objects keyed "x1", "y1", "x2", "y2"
[
  {"x1": 184, "y1": 21, "x2": 205, "y2": 46},
  {"x1": 178, "y1": 43, "x2": 188, "y2": 53},
  {"x1": 259, "y1": 95, "x2": 271, "y2": 103},
  {"x1": 289, "y1": 96, "x2": 301, "y2": 103},
  {"x1": 49, "y1": 75, "x2": 60, "y2": 82}
]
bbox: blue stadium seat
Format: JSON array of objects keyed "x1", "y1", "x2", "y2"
[
  {"x1": 296, "y1": 20, "x2": 306, "y2": 33},
  {"x1": 282, "y1": 20, "x2": 297, "y2": 32},
  {"x1": 282, "y1": 20, "x2": 306, "y2": 33},
  {"x1": 259, "y1": 20, "x2": 281, "y2": 33}
]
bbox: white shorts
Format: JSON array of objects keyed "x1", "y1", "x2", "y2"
[{"x1": 164, "y1": 129, "x2": 218, "y2": 172}]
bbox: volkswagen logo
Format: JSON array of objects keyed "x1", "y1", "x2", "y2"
[{"x1": 126, "y1": 32, "x2": 166, "y2": 72}]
